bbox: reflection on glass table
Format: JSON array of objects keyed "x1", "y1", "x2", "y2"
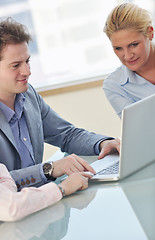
[{"x1": 0, "y1": 160, "x2": 155, "y2": 240}]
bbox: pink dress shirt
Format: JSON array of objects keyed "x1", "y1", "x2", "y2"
[{"x1": 0, "y1": 164, "x2": 62, "y2": 222}]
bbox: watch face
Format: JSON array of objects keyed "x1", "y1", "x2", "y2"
[
  {"x1": 43, "y1": 162, "x2": 55, "y2": 181},
  {"x1": 43, "y1": 163, "x2": 52, "y2": 174}
]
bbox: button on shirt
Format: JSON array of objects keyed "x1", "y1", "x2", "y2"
[{"x1": 0, "y1": 94, "x2": 34, "y2": 169}]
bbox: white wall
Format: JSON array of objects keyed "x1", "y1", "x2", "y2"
[{"x1": 41, "y1": 84, "x2": 121, "y2": 162}]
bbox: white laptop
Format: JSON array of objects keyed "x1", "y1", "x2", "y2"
[{"x1": 88, "y1": 93, "x2": 155, "y2": 181}]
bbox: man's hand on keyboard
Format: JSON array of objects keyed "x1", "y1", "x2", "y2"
[{"x1": 98, "y1": 138, "x2": 120, "y2": 160}]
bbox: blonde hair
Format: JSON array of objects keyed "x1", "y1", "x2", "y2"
[{"x1": 104, "y1": 3, "x2": 153, "y2": 39}]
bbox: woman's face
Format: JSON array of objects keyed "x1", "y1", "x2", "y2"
[{"x1": 110, "y1": 29, "x2": 152, "y2": 72}]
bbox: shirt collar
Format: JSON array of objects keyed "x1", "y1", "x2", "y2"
[
  {"x1": 120, "y1": 65, "x2": 148, "y2": 86},
  {"x1": 0, "y1": 93, "x2": 25, "y2": 123}
]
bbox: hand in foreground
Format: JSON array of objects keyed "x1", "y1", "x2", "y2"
[
  {"x1": 52, "y1": 154, "x2": 96, "y2": 178},
  {"x1": 58, "y1": 172, "x2": 92, "y2": 196},
  {"x1": 98, "y1": 138, "x2": 120, "y2": 160}
]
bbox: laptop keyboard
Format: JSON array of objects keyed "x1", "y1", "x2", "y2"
[{"x1": 97, "y1": 161, "x2": 119, "y2": 175}]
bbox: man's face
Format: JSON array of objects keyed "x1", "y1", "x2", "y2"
[{"x1": 0, "y1": 42, "x2": 31, "y2": 99}]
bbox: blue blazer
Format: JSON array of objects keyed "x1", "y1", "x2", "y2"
[{"x1": 0, "y1": 84, "x2": 109, "y2": 188}]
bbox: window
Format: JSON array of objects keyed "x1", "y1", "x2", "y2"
[{"x1": 0, "y1": 0, "x2": 154, "y2": 91}]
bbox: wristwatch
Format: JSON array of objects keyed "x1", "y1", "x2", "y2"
[{"x1": 43, "y1": 162, "x2": 56, "y2": 181}]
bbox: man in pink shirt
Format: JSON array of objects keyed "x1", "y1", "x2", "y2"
[{"x1": 0, "y1": 163, "x2": 93, "y2": 221}]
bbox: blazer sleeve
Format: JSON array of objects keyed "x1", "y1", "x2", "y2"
[
  {"x1": 9, "y1": 163, "x2": 47, "y2": 190},
  {"x1": 27, "y1": 85, "x2": 113, "y2": 156}
]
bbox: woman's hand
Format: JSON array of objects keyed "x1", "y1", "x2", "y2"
[{"x1": 58, "y1": 172, "x2": 93, "y2": 196}]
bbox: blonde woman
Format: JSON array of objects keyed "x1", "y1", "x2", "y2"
[{"x1": 103, "y1": 3, "x2": 155, "y2": 118}]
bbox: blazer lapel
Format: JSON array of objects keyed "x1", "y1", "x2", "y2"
[{"x1": 0, "y1": 110, "x2": 19, "y2": 152}]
